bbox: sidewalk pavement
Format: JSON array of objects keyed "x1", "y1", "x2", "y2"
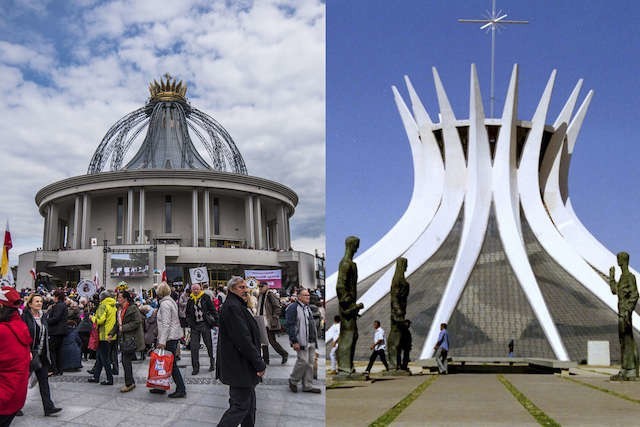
[
  {"x1": 14, "y1": 333, "x2": 325, "y2": 427},
  {"x1": 327, "y1": 365, "x2": 640, "y2": 427}
]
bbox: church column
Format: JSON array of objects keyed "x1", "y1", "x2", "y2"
[
  {"x1": 49, "y1": 203, "x2": 59, "y2": 250},
  {"x1": 203, "y1": 190, "x2": 210, "y2": 248},
  {"x1": 44, "y1": 205, "x2": 51, "y2": 250},
  {"x1": 192, "y1": 189, "x2": 199, "y2": 247},
  {"x1": 42, "y1": 206, "x2": 49, "y2": 250},
  {"x1": 138, "y1": 188, "x2": 146, "y2": 243},
  {"x1": 72, "y1": 196, "x2": 82, "y2": 249},
  {"x1": 284, "y1": 206, "x2": 291, "y2": 250},
  {"x1": 81, "y1": 194, "x2": 90, "y2": 249},
  {"x1": 254, "y1": 197, "x2": 263, "y2": 250},
  {"x1": 245, "y1": 195, "x2": 255, "y2": 249},
  {"x1": 126, "y1": 188, "x2": 134, "y2": 244},
  {"x1": 277, "y1": 205, "x2": 287, "y2": 250}
]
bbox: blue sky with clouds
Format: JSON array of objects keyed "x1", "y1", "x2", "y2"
[
  {"x1": 1, "y1": 0, "x2": 325, "y2": 264},
  {"x1": 326, "y1": 0, "x2": 640, "y2": 273}
]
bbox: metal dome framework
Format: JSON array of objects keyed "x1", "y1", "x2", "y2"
[{"x1": 87, "y1": 75, "x2": 248, "y2": 175}]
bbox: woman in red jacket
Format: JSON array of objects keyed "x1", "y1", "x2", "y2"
[{"x1": 0, "y1": 286, "x2": 31, "y2": 427}]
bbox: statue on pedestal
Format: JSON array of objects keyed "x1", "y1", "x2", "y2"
[
  {"x1": 336, "y1": 236, "x2": 364, "y2": 375},
  {"x1": 387, "y1": 257, "x2": 409, "y2": 371},
  {"x1": 609, "y1": 251, "x2": 639, "y2": 381}
]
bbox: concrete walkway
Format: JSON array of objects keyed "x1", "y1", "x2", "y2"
[
  {"x1": 506, "y1": 373, "x2": 640, "y2": 426},
  {"x1": 393, "y1": 374, "x2": 538, "y2": 427},
  {"x1": 327, "y1": 366, "x2": 640, "y2": 426},
  {"x1": 327, "y1": 376, "x2": 426, "y2": 427},
  {"x1": 14, "y1": 334, "x2": 325, "y2": 426}
]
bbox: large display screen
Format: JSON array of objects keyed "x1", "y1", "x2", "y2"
[{"x1": 110, "y1": 253, "x2": 150, "y2": 278}]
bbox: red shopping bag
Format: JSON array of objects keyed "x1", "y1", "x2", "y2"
[
  {"x1": 88, "y1": 323, "x2": 99, "y2": 351},
  {"x1": 146, "y1": 349, "x2": 174, "y2": 390}
]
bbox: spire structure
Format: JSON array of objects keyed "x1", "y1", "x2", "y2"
[
  {"x1": 88, "y1": 74, "x2": 247, "y2": 175},
  {"x1": 326, "y1": 65, "x2": 640, "y2": 362}
]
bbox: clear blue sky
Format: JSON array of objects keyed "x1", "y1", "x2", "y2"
[{"x1": 326, "y1": 0, "x2": 640, "y2": 274}]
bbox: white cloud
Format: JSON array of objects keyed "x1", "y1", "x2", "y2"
[
  {"x1": 291, "y1": 234, "x2": 325, "y2": 257},
  {"x1": 1, "y1": 0, "x2": 325, "y2": 264}
]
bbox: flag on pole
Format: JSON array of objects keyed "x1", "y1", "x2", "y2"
[
  {"x1": 1, "y1": 221, "x2": 13, "y2": 284},
  {"x1": 29, "y1": 268, "x2": 37, "y2": 281},
  {"x1": 161, "y1": 269, "x2": 167, "y2": 282},
  {"x1": 93, "y1": 271, "x2": 100, "y2": 289}
]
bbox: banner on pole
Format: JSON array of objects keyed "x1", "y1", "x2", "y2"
[
  {"x1": 244, "y1": 269, "x2": 282, "y2": 289},
  {"x1": 189, "y1": 267, "x2": 209, "y2": 285}
]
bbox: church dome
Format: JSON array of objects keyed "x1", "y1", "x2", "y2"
[{"x1": 87, "y1": 74, "x2": 247, "y2": 175}]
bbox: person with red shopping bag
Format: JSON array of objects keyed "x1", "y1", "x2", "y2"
[{"x1": 151, "y1": 282, "x2": 186, "y2": 398}]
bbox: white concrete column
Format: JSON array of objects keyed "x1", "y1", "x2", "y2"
[
  {"x1": 192, "y1": 189, "x2": 199, "y2": 247},
  {"x1": 81, "y1": 194, "x2": 90, "y2": 249},
  {"x1": 254, "y1": 197, "x2": 263, "y2": 249},
  {"x1": 138, "y1": 188, "x2": 146, "y2": 243},
  {"x1": 73, "y1": 196, "x2": 82, "y2": 249},
  {"x1": 126, "y1": 189, "x2": 134, "y2": 244},
  {"x1": 42, "y1": 207, "x2": 49, "y2": 250},
  {"x1": 203, "y1": 191, "x2": 210, "y2": 248},
  {"x1": 245, "y1": 195, "x2": 255, "y2": 248},
  {"x1": 49, "y1": 203, "x2": 59, "y2": 250},
  {"x1": 278, "y1": 205, "x2": 287, "y2": 250},
  {"x1": 284, "y1": 207, "x2": 291, "y2": 250}
]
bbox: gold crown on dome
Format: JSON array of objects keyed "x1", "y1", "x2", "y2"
[{"x1": 148, "y1": 73, "x2": 187, "y2": 101}]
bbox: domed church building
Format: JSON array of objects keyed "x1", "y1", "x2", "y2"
[{"x1": 18, "y1": 74, "x2": 315, "y2": 290}]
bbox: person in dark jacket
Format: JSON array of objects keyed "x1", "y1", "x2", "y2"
[
  {"x1": 22, "y1": 294, "x2": 62, "y2": 417},
  {"x1": 185, "y1": 283, "x2": 216, "y2": 375},
  {"x1": 46, "y1": 289, "x2": 68, "y2": 376},
  {"x1": 76, "y1": 314, "x2": 93, "y2": 361},
  {"x1": 112, "y1": 290, "x2": 145, "y2": 393},
  {"x1": 216, "y1": 276, "x2": 266, "y2": 427},
  {"x1": 61, "y1": 320, "x2": 83, "y2": 371}
]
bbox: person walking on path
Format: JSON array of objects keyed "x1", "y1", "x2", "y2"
[
  {"x1": 325, "y1": 315, "x2": 340, "y2": 374},
  {"x1": 0, "y1": 286, "x2": 31, "y2": 426},
  {"x1": 364, "y1": 320, "x2": 389, "y2": 376},
  {"x1": 21, "y1": 294, "x2": 62, "y2": 417},
  {"x1": 257, "y1": 282, "x2": 289, "y2": 365},
  {"x1": 88, "y1": 290, "x2": 117, "y2": 385},
  {"x1": 185, "y1": 283, "x2": 216, "y2": 375},
  {"x1": 434, "y1": 323, "x2": 449, "y2": 375},
  {"x1": 286, "y1": 288, "x2": 321, "y2": 393},
  {"x1": 46, "y1": 289, "x2": 68, "y2": 376},
  {"x1": 155, "y1": 282, "x2": 187, "y2": 398},
  {"x1": 217, "y1": 276, "x2": 266, "y2": 427},
  {"x1": 113, "y1": 290, "x2": 144, "y2": 392}
]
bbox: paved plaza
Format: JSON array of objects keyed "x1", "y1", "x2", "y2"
[
  {"x1": 327, "y1": 365, "x2": 640, "y2": 426},
  {"x1": 14, "y1": 334, "x2": 325, "y2": 427}
]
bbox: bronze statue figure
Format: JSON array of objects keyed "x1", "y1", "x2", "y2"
[
  {"x1": 609, "y1": 251, "x2": 639, "y2": 380},
  {"x1": 388, "y1": 257, "x2": 409, "y2": 370},
  {"x1": 336, "y1": 236, "x2": 364, "y2": 375}
]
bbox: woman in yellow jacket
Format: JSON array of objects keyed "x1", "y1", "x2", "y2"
[{"x1": 88, "y1": 290, "x2": 117, "y2": 385}]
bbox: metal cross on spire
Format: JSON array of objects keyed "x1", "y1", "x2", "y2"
[{"x1": 458, "y1": 0, "x2": 528, "y2": 117}]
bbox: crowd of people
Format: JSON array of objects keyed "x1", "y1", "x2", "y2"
[{"x1": 0, "y1": 278, "x2": 325, "y2": 427}]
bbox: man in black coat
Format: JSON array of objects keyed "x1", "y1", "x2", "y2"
[
  {"x1": 46, "y1": 289, "x2": 68, "y2": 376},
  {"x1": 216, "y1": 276, "x2": 266, "y2": 427}
]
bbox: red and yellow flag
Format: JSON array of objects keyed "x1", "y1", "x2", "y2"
[{"x1": 1, "y1": 221, "x2": 12, "y2": 279}]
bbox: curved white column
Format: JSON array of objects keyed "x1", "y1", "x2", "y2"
[
  {"x1": 326, "y1": 74, "x2": 447, "y2": 301},
  {"x1": 357, "y1": 68, "x2": 465, "y2": 311},
  {"x1": 546, "y1": 91, "x2": 639, "y2": 277},
  {"x1": 519, "y1": 83, "x2": 640, "y2": 332},
  {"x1": 516, "y1": 70, "x2": 577, "y2": 360},
  {"x1": 420, "y1": 64, "x2": 492, "y2": 358}
]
